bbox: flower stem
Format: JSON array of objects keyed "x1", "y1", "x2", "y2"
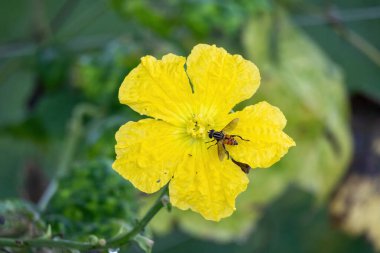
[
  {"x1": 107, "y1": 185, "x2": 169, "y2": 247},
  {"x1": 0, "y1": 185, "x2": 169, "y2": 250},
  {"x1": 0, "y1": 238, "x2": 94, "y2": 250}
]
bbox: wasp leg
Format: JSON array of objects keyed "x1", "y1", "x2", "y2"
[
  {"x1": 223, "y1": 143, "x2": 230, "y2": 160},
  {"x1": 231, "y1": 135, "x2": 250, "y2": 141},
  {"x1": 205, "y1": 139, "x2": 216, "y2": 144},
  {"x1": 207, "y1": 142, "x2": 218, "y2": 149}
]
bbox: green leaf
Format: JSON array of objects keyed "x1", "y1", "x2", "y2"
[
  {"x1": 34, "y1": 89, "x2": 80, "y2": 137},
  {"x1": 134, "y1": 234, "x2": 154, "y2": 253},
  {"x1": 0, "y1": 71, "x2": 34, "y2": 127},
  {"x1": 241, "y1": 9, "x2": 352, "y2": 199},
  {"x1": 0, "y1": 136, "x2": 43, "y2": 198},
  {"x1": 291, "y1": 0, "x2": 380, "y2": 102}
]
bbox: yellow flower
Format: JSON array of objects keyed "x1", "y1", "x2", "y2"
[{"x1": 113, "y1": 44, "x2": 295, "y2": 221}]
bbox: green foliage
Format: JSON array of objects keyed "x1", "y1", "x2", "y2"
[
  {"x1": 45, "y1": 160, "x2": 138, "y2": 239},
  {"x1": 0, "y1": 137, "x2": 46, "y2": 199},
  {"x1": 111, "y1": 0, "x2": 271, "y2": 51},
  {"x1": 294, "y1": 0, "x2": 380, "y2": 101},
  {"x1": 0, "y1": 71, "x2": 34, "y2": 127},
  {"x1": 0, "y1": 0, "x2": 378, "y2": 252},
  {"x1": 36, "y1": 45, "x2": 72, "y2": 90},
  {"x1": 110, "y1": 0, "x2": 270, "y2": 48},
  {"x1": 242, "y1": 9, "x2": 352, "y2": 200},
  {"x1": 153, "y1": 187, "x2": 376, "y2": 253},
  {"x1": 73, "y1": 42, "x2": 140, "y2": 106},
  {"x1": 0, "y1": 200, "x2": 45, "y2": 237},
  {"x1": 34, "y1": 89, "x2": 81, "y2": 137}
]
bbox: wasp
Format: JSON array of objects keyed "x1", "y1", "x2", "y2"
[{"x1": 206, "y1": 118, "x2": 249, "y2": 162}]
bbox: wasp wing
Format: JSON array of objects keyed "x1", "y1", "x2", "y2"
[
  {"x1": 222, "y1": 118, "x2": 239, "y2": 133},
  {"x1": 217, "y1": 141, "x2": 226, "y2": 161}
]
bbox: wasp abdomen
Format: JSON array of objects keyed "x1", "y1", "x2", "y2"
[{"x1": 223, "y1": 137, "x2": 238, "y2": 145}]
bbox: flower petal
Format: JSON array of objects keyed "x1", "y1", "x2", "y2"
[
  {"x1": 119, "y1": 54, "x2": 193, "y2": 125},
  {"x1": 113, "y1": 119, "x2": 187, "y2": 193},
  {"x1": 169, "y1": 143, "x2": 249, "y2": 221},
  {"x1": 187, "y1": 44, "x2": 260, "y2": 118},
  {"x1": 226, "y1": 101, "x2": 295, "y2": 168}
]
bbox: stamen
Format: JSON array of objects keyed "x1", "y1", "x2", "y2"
[{"x1": 186, "y1": 115, "x2": 210, "y2": 139}]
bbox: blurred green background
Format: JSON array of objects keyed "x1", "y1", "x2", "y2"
[{"x1": 0, "y1": 0, "x2": 380, "y2": 252}]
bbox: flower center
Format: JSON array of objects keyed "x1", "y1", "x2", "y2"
[{"x1": 186, "y1": 115, "x2": 209, "y2": 139}]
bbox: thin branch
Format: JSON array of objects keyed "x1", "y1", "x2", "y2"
[
  {"x1": 31, "y1": 0, "x2": 52, "y2": 43},
  {"x1": 293, "y1": 5, "x2": 380, "y2": 26},
  {"x1": 54, "y1": 1, "x2": 107, "y2": 41},
  {"x1": 51, "y1": 0, "x2": 81, "y2": 33},
  {"x1": 325, "y1": 7, "x2": 380, "y2": 67},
  {"x1": 38, "y1": 104, "x2": 99, "y2": 211},
  {"x1": 0, "y1": 238, "x2": 93, "y2": 250}
]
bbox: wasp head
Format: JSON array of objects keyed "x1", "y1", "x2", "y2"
[{"x1": 208, "y1": 130, "x2": 215, "y2": 139}]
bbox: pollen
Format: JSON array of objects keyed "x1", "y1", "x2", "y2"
[{"x1": 186, "y1": 115, "x2": 208, "y2": 139}]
